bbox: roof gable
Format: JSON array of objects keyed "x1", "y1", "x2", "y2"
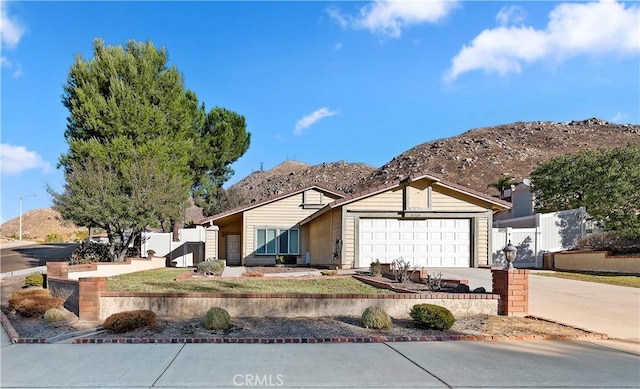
[
  {"x1": 197, "y1": 185, "x2": 345, "y2": 225},
  {"x1": 300, "y1": 171, "x2": 511, "y2": 225}
]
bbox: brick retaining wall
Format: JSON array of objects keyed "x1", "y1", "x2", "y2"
[{"x1": 99, "y1": 291, "x2": 499, "y2": 321}]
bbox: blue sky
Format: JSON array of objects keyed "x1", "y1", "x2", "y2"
[{"x1": 1, "y1": 0, "x2": 639, "y2": 224}]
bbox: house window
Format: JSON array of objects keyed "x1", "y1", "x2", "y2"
[{"x1": 256, "y1": 228, "x2": 299, "y2": 255}]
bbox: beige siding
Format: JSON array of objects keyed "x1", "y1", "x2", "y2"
[
  {"x1": 345, "y1": 189, "x2": 403, "y2": 212},
  {"x1": 477, "y1": 217, "x2": 489, "y2": 266},
  {"x1": 431, "y1": 187, "x2": 486, "y2": 212},
  {"x1": 303, "y1": 190, "x2": 322, "y2": 204},
  {"x1": 243, "y1": 190, "x2": 341, "y2": 261},
  {"x1": 344, "y1": 215, "x2": 356, "y2": 268},
  {"x1": 308, "y1": 211, "x2": 332, "y2": 265},
  {"x1": 406, "y1": 181, "x2": 430, "y2": 210}
]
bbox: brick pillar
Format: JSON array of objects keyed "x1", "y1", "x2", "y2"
[
  {"x1": 78, "y1": 277, "x2": 107, "y2": 322},
  {"x1": 492, "y1": 269, "x2": 529, "y2": 317},
  {"x1": 46, "y1": 262, "x2": 69, "y2": 279}
]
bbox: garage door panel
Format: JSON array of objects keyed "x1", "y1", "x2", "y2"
[{"x1": 359, "y1": 218, "x2": 470, "y2": 267}]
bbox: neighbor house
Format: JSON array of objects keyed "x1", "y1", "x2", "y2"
[{"x1": 198, "y1": 173, "x2": 511, "y2": 268}]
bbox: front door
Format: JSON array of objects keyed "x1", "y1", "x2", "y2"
[{"x1": 227, "y1": 235, "x2": 241, "y2": 265}]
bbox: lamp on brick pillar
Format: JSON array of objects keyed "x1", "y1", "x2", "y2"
[{"x1": 503, "y1": 241, "x2": 517, "y2": 270}]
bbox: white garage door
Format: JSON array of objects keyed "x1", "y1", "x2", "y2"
[{"x1": 358, "y1": 219, "x2": 470, "y2": 268}]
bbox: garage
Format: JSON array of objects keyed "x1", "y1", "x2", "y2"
[{"x1": 358, "y1": 218, "x2": 470, "y2": 268}]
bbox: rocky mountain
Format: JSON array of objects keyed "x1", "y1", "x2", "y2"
[
  {"x1": 3, "y1": 118, "x2": 637, "y2": 241},
  {"x1": 229, "y1": 160, "x2": 377, "y2": 203},
  {"x1": 0, "y1": 208, "x2": 86, "y2": 243},
  {"x1": 229, "y1": 118, "x2": 639, "y2": 202},
  {"x1": 368, "y1": 118, "x2": 639, "y2": 192}
]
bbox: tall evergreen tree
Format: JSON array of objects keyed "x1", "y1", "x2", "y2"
[{"x1": 52, "y1": 39, "x2": 250, "y2": 260}]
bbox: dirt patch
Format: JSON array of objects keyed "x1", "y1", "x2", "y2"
[{"x1": 1, "y1": 275, "x2": 595, "y2": 342}]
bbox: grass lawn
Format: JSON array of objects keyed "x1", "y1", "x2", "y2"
[
  {"x1": 533, "y1": 271, "x2": 640, "y2": 288},
  {"x1": 107, "y1": 268, "x2": 393, "y2": 294}
]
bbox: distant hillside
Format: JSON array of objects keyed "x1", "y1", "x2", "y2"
[
  {"x1": 4, "y1": 118, "x2": 637, "y2": 238},
  {"x1": 0, "y1": 208, "x2": 86, "y2": 243},
  {"x1": 227, "y1": 118, "x2": 639, "y2": 204},
  {"x1": 229, "y1": 160, "x2": 377, "y2": 203},
  {"x1": 368, "y1": 118, "x2": 640, "y2": 193}
]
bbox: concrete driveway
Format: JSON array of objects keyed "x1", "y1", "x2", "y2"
[{"x1": 432, "y1": 268, "x2": 640, "y2": 340}]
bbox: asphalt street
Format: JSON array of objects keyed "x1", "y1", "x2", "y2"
[{"x1": 0, "y1": 243, "x2": 77, "y2": 273}]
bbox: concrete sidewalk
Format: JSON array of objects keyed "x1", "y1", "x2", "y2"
[{"x1": 1, "y1": 338, "x2": 638, "y2": 388}]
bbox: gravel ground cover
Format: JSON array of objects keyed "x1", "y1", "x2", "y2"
[{"x1": 1, "y1": 274, "x2": 596, "y2": 342}]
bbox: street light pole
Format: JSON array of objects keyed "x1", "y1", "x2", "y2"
[{"x1": 19, "y1": 194, "x2": 37, "y2": 242}]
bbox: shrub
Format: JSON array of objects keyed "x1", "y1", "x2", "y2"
[
  {"x1": 71, "y1": 240, "x2": 112, "y2": 264},
  {"x1": 392, "y1": 258, "x2": 414, "y2": 283},
  {"x1": 360, "y1": 306, "x2": 393, "y2": 330},
  {"x1": 73, "y1": 230, "x2": 89, "y2": 242},
  {"x1": 103, "y1": 310, "x2": 157, "y2": 333},
  {"x1": 8, "y1": 288, "x2": 50, "y2": 310},
  {"x1": 126, "y1": 247, "x2": 140, "y2": 258},
  {"x1": 203, "y1": 307, "x2": 231, "y2": 331},
  {"x1": 577, "y1": 232, "x2": 640, "y2": 255},
  {"x1": 146, "y1": 249, "x2": 156, "y2": 257},
  {"x1": 25, "y1": 273, "x2": 44, "y2": 288},
  {"x1": 197, "y1": 259, "x2": 226, "y2": 276},
  {"x1": 321, "y1": 270, "x2": 338, "y2": 276},
  {"x1": 243, "y1": 270, "x2": 264, "y2": 277},
  {"x1": 45, "y1": 233, "x2": 63, "y2": 243},
  {"x1": 410, "y1": 304, "x2": 455, "y2": 331},
  {"x1": 9, "y1": 289, "x2": 64, "y2": 318},
  {"x1": 43, "y1": 308, "x2": 67, "y2": 323},
  {"x1": 283, "y1": 255, "x2": 297, "y2": 265},
  {"x1": 370, "y1": 260, "x2": 382, "y2": 277}
]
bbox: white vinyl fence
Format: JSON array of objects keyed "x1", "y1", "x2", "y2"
[
  {"x1": 141, "y1": 226, "x2": 206, "y2": 267},
  {"x1": 493, "y1": 208, "x2": 586, "y2": 268}
]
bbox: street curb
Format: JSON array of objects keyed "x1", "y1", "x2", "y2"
[
  {"x1": 69, "y1": 332, "x2": 608, "y2": 344},
  {"x1": 0, "y1": 310, "x2": 21, "y2": 344}
]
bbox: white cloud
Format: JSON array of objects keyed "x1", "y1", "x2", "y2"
[
  {"x1": 335, "y1": 42, "x2": 343, "y2": 50},
  {"x1": 11, "y1": 63, "x2": 23, "y2": 78},
  {"x1": 1, "y1": 144, "x2": 52, "y2": 175},
  {"x1": 445, "y1": 0, "x2": 640, "y2": 82},
  {"x1": 496, "y1": 5, "x2": 526, "y2": 26},
  {"x1": 611, "y1": 112, "x2": 628, "y2": 123},
  {"x1": 0, "y1": 5, "x2": 26, "y2": 50},
  {"x1": 328, "y1": 0, "x2": 458, "y2": 38},
  {"x1": 327, "y1": 6, "x2": 349, "y2": 29},
  {"x1": 294, "y1": 108, "x2": 338, "y2": 135}
]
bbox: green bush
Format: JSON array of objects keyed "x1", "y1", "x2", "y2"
[
  {"x1": 409, "y1": 304, "x2": 455, "y2": 331},
  {"x1": 45, "y1": 233, "x2": 63, "y2": 243},
  {"x1": 71, "y1": 240, "x2": 112, "y2": 264},
  {"x1": 43, "y1": 308, "x2": 67, "y2": 323},
  {"x1": 25, "y1": 273, "x2": 44, "y2": 288},
  {"x1": 321, "y1": 270, "x2": 338, "y2": 276},
  {"x1": 73, "y1": 230, "x2": 89, "y2": 242},
  {"x1": 203, "y1": 307, "x2": 231, "y2": 330},
  {"x1": 370, "y1": 260, "x2": 382, "y2": 276},
  {"x1": 576, "y1": 232, "x2": 640, "y2": 255},
  {"x1": 103, "y1": 310, "x2": 157, "y2": 333},
  {"x1": 197, "y1": 259, "x2": 226, "y2": 276},
  {"x1": 361, "y1": 306, "x2": 393, "y2": 330}
]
